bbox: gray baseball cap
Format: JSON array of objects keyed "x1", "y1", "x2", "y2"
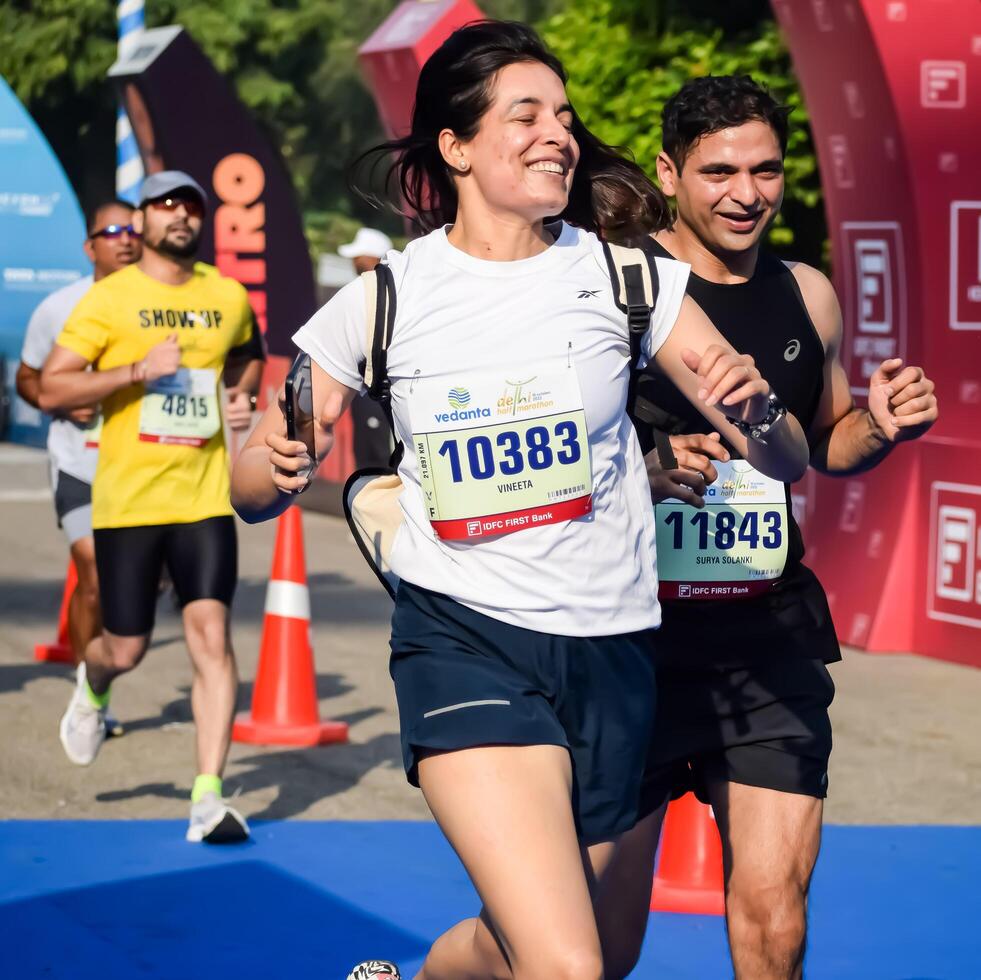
[{"x1": 139, "y1": 170, "x2": 207, "y2": 208}]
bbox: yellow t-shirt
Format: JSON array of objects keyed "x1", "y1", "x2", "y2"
[{"x1": 57, "y1": 263, "x2": 254, "y2": 529}]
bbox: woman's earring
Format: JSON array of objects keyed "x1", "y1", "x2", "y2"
[{"x1": 458, "y1": 160, "x2": 469, "y2": 171}]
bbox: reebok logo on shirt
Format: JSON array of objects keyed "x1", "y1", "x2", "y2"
[
  {"x1": 577, "y1": 289, "x2": 600, "y2": 299},
  {"x1": 138, "y1": 308, "x2": 225, "y2": 329}
]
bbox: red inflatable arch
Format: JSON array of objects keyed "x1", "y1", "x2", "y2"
[{"x1": 775, "y1": 0, "x2": 981, "y2": 666}]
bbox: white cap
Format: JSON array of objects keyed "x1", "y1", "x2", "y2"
[{"x1": 338, "y1": 227, "x2": 394, "y2": 259}]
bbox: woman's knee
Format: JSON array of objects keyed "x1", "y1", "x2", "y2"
[{"x1": 514, "y1": 944, "x2": 603, "y2": 980}]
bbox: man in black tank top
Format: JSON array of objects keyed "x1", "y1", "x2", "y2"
[{"x1": 603, "y1": 78, "x2": 938, "y2": 980}]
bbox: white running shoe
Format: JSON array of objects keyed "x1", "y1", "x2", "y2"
[
  {"x1": 346, "y1": 962, "x2": 402, "y2": 980},
  {"x1": 186, "y1": 791, "x2": 250, "y2": 844},
  {"x1": 59, "y1": 663, "x2": 106, "y2": 766}
]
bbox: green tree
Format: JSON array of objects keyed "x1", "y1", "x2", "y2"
[
  {"x1": 0, "y1": 0, "x2": 562, "y2": 253},
  {"x1": 538, "y1": 0, "x2": 827, "y2": 265}
]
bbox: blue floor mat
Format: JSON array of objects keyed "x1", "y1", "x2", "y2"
[{"x1": 0, "y1": 821, "x2": 977, "y2": 978}]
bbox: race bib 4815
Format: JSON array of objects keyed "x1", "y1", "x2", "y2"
[
  {"x1": 655, "y1": 460, "x2": 788, "y2": 600},
  {"x1": 409, "y1": 367, "x2": 593, "y2": 540},
  {"x1": 138, "y1": 367, "x2": 220, "y2": 447}
]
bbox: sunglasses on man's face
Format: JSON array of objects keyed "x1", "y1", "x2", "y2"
[
  {"x1": 147, "y1": 196, "x2": 204, "y2": 218},
  {"x1": 89, "y1": 224, "x2": 141, "y2": 240}
]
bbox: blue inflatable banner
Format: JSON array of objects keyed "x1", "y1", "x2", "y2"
[{"x1": 0, "y1": 76, "x2": 88, "y2": 446}]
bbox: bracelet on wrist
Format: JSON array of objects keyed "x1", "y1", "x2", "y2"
[{"x1": 724, "y1": 391, "x2": 788, "y2": 445}]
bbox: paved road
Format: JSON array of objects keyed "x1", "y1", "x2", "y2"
[{"x1": 1, "y1": 443, "x2": 977, "y2": 825}]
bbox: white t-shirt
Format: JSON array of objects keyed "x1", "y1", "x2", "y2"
[
  {"x1": 20, "y1": 275, "x2": 99, "y2": 485},
  {"x1": 294, "y1": 223, "x2": 690, "y2": 636}
]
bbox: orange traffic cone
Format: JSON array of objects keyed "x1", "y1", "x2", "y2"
[
  {"x1": 650, "y1": 792, "x2": 725, "y2": 915},
  {"x1": 34, "y1": 560, "x2": 78, "y2": 663},
  {"x1": 232, "y1": 507, "x2": 349, "y2": 746}
]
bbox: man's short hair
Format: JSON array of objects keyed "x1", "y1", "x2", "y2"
[
  {"x1": 85, "y1": 198, "x2": 136, "y2": 235},
  {"x1": 662, "y1": 76, "x2": 791, "y2": 171}
]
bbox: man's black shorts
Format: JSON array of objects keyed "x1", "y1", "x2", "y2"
[
  {"x1": 639, "y1": 657, "x2": 835, "y2": 817},
  {"x1": 390, "y1": 580, "x2": 658, "y2": 845},
  {"x1": 94, "y1": 516, "x2": 237, "y2": 636}
]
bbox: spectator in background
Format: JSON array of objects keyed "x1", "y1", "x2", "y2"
[
  {"x1": 338, "y1": 227, "x2": 394, "y2": 274},
  {"x1": 339, "y1": 227, "x2": 396, "y2": 468}
]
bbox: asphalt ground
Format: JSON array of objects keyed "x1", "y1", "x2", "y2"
[{"x1": 0, "y1": 442, "x2": 978, "y2": 826}]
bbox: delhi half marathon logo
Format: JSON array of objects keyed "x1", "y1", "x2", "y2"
[{"x1": 448, "y1": 387, "x2": 471, "y2": 409}]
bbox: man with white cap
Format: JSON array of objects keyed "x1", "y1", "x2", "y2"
[
  {"x1": 338, "y1": 227, "x2": 394, "y2": 274},
  {"x1": 41, "y1": 170, "x2": 265, "y2": 844},
  {"x1": 339, "y1": 227, "x2": 396, "y2": 467}
]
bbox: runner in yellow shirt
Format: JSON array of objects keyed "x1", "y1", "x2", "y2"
[{"x1": 41, "y1": 171, "x2": 265, "y2": 843}]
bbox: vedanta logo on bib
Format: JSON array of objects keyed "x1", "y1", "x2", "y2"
[{"x1": 448, "y1": 387, "x2": 471, "y2": 409}]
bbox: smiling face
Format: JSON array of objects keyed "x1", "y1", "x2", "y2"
[
  {"x1": 657, "y1": 120, "x2": 785, "y2": 256},
  {"x1": 443, "y1": 60, "x2": 580, "y2": 224}
]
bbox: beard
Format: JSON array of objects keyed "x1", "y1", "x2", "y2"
[{"x1": 150, "y1": 226, "x2": 201, "y2": 259}]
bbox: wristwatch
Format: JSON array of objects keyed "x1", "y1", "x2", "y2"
[
  {"x1": 725, "y1": 391, "x2": 787, "y2": 444},
  {"x1": 248, "y1": 394, "x2": 258, "y2": 411}
]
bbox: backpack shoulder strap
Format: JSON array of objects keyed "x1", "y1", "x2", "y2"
[
  {"x1": 360, "y1": 263, "x2": 402, "y2": 467},
  {"x1": 601, "y1": 239, "x2": 661, "y2": 417},
  {"x1": 602, "y1": 240, "x2": 659, "y2": 320},
  {"x1": 361, "y1": 263, "x2": 396, "y2": 398}
]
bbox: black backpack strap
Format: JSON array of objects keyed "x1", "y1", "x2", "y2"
[
  {"x1": 601, "y1": 238, "x2": 661, "y2": 425},
  {"x1": 361, "y1": 263, "x2": 402, "y2": 468}
]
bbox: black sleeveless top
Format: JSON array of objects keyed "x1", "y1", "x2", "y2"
[{"x1": 635, "y1": 240, "x2": 840, "y2": 667}]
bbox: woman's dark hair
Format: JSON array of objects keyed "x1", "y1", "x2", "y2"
[
  {"x1": 662, "y1": 75, "x2": 791, "y2": 171},
  {"x1": 354, "y1": 20, "x2": 669, "y2": 243}
]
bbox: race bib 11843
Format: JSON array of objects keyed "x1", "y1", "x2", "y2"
[
  {"x1": 655, "y1": 460, "x2": 788, "y2": 600},
  {"x1": 409, "y1": 366, "x2": 593, "y2": 540},
  {"x1": 138, "y1": 367, "x2": 220, "y2": 447}
]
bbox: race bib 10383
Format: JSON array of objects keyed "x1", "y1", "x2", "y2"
[
  {"x1": 409, "y1": 366, "x2": 593, "y2": 540},
  {"x1": 138, "y1": 367, "x2": 220, "y2": 447},
  {"x1": 655, "y1": 460, "x2": 788, "y2": 600}
]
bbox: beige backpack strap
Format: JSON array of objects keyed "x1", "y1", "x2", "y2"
[{"x1": 602, "y1": 241, "x2": 658, "y2": 312}]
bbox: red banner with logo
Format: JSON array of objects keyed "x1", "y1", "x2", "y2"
[{"x1": 773, "y1": 0, "x2": 981, "y2": 666}]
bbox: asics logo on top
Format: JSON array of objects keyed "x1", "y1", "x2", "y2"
[
  {"x1": 784, "y1": 339, "x2": 801, "y2": 361},
  {"x1": 577, "y1": 289, "x2": 600, "y2": 299}
]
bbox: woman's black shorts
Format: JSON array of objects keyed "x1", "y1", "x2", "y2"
[
  {"x1": 389, "y1": 580, "x2": 658, "y2": 845},
  {"x1": 93, "y1": 516, "x2": 237, "y2": 636}
]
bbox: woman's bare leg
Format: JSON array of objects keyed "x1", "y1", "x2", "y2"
[{"x1": 414, "y1": 744, "x2": 605, "y2": 980}]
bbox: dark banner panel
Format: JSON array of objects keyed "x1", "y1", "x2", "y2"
[{"x1": 108, "y1": 27, "x2": 315, "y2": 358}]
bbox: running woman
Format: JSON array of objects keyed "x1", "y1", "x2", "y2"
[
  {"x1": 17, "y1": 199, "x2": 141, "y2": 671},
  {"x1": 41, "y1": 171, "x2": 266, "y2": 844},
  {"x1": 600, "y1": 77, "x2": 938, "y2": 980},
  {"x1": 232, "y1": 24, "x2": 810, "y2": 980}
]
